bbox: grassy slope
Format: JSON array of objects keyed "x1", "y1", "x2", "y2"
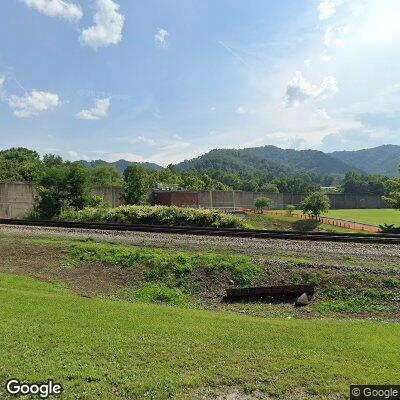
[
  {"x1": 323, "y1": 209, "x2": 400, "y2": 226},
  {"x1": 1, "y1": 235, "x2": 399, "y2": 320},
  {"x1": 1, "y1": 273, "x2": 399, "y2": 400}
]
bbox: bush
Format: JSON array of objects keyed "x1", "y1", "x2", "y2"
[
  {"x1": 87, "y1": 195, "x2": 110, "y2": 208},
  {"x1": 60, "y1": 205, "x2": 247, "y2": 229},
  {"x1": 379, "y1": 223, "x2": 400, "y2": 234}
]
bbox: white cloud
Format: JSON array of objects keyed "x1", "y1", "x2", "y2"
[
  {"x1": 67, "y1": 150, "x2": 89, "y2": 161},
  {"x1": 76, "y1": 98, "x2": 111, "y2": 120},
  {"x1": 135, "y1": 135, "x2": 156, "y2": 145},
  {"x1": 118, "y1": 135, "x2": 157, "y2": 146},
  {"x1": 284, "y1": 71, "x2": 338, "y2": 107},
  {"x1": 102, "y1": 152, "x2": 146, "y2": 162},
  {"x1": 304, "y1": 58, "x2": 312, "y2": 67},
  {"x1": 320, "y1": 54, "x2": 331, "y2": 62},
  {"x1": 148, "y1": 140, "x2": 192, "y2": 166},
  {"x1": 324, "y1": 25, "x2": 340, "y2": 46},
  {"x1": 21, "y1": 0, "x2": 82, "y2": 21},
  {"x1": 317, "y1": 108, "x2": 331, "y2": 119},
  {"x1": 324, "y1": 25, "x2": 350, "y2": 47},
  {"x1": 80, "y1": 0, "x2": 124, "y2": 49},
  {"x1": 318, "y1": 0, "x2": 342, "y2": 20},
  {"x1": 0, "y1": 76, "x2": 5, "y2": 89},
  {"x1": 7, "y1": 90, "x2": 60, "y2": 117},
  {"x1": 236, "y1": 106, "x2": 255, "y2": 115},
  {"x1": 338, "y1": 25, "x2": 350, "y2": 35},
  {"x1": 319, "y1": 76, "x2": 338, "y2": 97},
  {"x1": 154, "y1": 28, "x2": 169, "y2": 48}
]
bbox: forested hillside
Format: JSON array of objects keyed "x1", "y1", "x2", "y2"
[
  {"x1": 331, "y1": 145, "x2": 400, "y2": 176},
  {"x1": 76, "y1": 159, "x2": 162, "y2": 173},
  {"x1": 175, "y1": 146, "x2": 361, "y2": 177},
  {"x1": 237, "y1": 146, "x2": 362, "y2": 174},
  {"x1": 0, "y1": 147, "x2": 392, "y2": 196},
  {"x1": 176, "y1": 148, "x2": 293, "y2": 179}
]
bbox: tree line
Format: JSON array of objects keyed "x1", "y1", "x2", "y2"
[{"x1": 1, "y1": 147, "x2": 399, "y2": 219}]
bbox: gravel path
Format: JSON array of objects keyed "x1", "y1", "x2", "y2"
[{"x1": 1, "y1": 224, "x2": 399, "y2": 259}]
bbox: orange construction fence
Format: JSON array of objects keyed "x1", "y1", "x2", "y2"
[{"x1": 261, "y1": 210, "x2": 381, "y2": 233}]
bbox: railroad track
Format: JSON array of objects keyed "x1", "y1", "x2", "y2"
[{"x1": 0, "y1": 218, "x2": 400, "y2": 244}]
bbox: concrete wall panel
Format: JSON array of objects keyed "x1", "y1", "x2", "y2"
[
  {"x1": 0, "y1": 183, "x2": 123, "y2": 218},
  {"x1": 0, "y1": 182, "x2": 37, "y2": 218},
  {"x1": 92, "y1": 186, "x2": 123, "y2": 208}
]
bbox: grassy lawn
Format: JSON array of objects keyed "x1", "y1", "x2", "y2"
[
  {"x1": 322, "y1": 209, "x2": 400, "y2": 226},
  {"x1": 0, "y1": 273, "x2": 399, "y2": 399}
]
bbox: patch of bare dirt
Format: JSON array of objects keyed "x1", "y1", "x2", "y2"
[
  {"x1": 56, "y1": 262, "x2": 135, "y2": 296},
  {"x1": 192, "y1": 386, "x2": 343, "y2": 400},
  {"x1": 0, "y1": 242, "x2": 135, "y2": 296}
]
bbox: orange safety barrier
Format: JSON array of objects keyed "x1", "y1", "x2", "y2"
[{"x1": 260, "y1": 210, "x2": 381, "y2": 233}]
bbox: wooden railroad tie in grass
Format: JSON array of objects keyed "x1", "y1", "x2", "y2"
[{"x1": 226, "y1": 285, "x2": 314, "y2": 307}]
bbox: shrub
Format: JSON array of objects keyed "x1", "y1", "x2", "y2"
[
  {"x1": 59, "y1": 205, "x2": 247, "y2": 229},
  {"x1": 87, "y1": 195, "x2": 110, "y2": 208},
  {"x1": 379, "y1": 223, "x2": 400, "y2": 234}
]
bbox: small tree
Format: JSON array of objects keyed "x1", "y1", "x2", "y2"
[
  {"x1": 286, "y1": 204, "x2": 296, "y2": 216},
  {"x1": 123, "y1": 165, "x2": 150, "y2": 205},
  {"x1": 254, "y1": 197, "x2": 272, "y2": 213},
  {"x1": 382, "y1": 173, "x2": 400, "y2": 210},
  {"x1": 301, "y1": 192, "x2": 330, "y2": 218},
  {"x1": 36, "y1": 164, "x2": 92, "y2": 219}
]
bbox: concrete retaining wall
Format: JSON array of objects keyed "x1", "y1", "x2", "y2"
[
  {"x1": 0, "y1": 182, "x2": 123, "y2": 218},
  {"x1": 155, "y1": 190, "x2": 388, "y2": 210},
  {"x1": 0, "y1": 182, "x2": 38, "y2": 218},
  {"x1": 0, "y1": 182, "x2": 389, "y2": 218}
]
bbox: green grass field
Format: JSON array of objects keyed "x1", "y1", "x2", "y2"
[
  {"x1": 322, "y1": 209, "x2": 400, "y2": 226},
  {"x1": 1, "y1": 273, "x2": 399, "y2": 400}
]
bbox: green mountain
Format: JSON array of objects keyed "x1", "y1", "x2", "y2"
[
  {"x1": 76, "y1": 159, "x2": 163, "y2": 174},
  {"x1": 75, "y1": 144, "x2": 400, "y2": 179},
  {"x1": 176, "y1": 145, "x2": 362, "y2": 176},
  {"x1": 330, "y1": 145, "x2": 400, "y2": 176}
]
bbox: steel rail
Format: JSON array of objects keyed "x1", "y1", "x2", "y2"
[{"x1": 0, "y1": 218, "x2": 400, "y2": 244}]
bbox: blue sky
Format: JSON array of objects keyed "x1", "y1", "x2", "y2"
[{"x1": 1, "y1": 0, "x2": 400, "y2": 166}]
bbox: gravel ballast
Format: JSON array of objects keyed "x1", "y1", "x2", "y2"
[{"x1": 1, "y1": 223, "x2": 399, "y2": 259}]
